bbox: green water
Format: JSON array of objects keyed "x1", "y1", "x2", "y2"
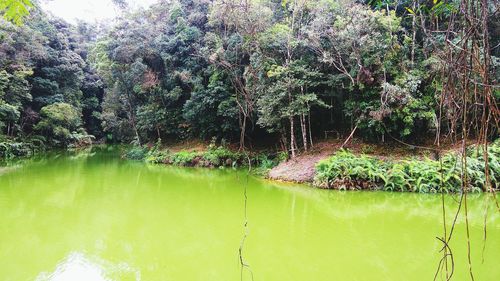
[{"x1": 0, "y1": 147, "x2": 499, "y2": 281}]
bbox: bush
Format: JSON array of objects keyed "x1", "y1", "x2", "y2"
[
  {"x1": 202, "y1": 146, "x2": 243, "y2": 167},
  {"x1": 125, "y1": 146, "x2": 148, "y2": 160},
  {"x1": 315, "y1": 150, "x2": 387, "y2": 190},
  {"x1": 0, "y1": 136, "x2": 48, "y2": 159},
  {"x1": 35, "y1": 102, "x2": 83, "y2": 146},
  {"x1": 169, "y1": 151, "x2": 199, "y2": 166},
  {"x1": 466, "y1": 140, "x2": 500, "y2": 188},
  {"x1": 315, "y1": 141, "x2": 500, "y2": 193},
  {"x1": 0, "y1": 141, "x2": 33, "y2": 159},
  {"x1": 129, "y1": 142, "x2": 285, "y2": 170}
]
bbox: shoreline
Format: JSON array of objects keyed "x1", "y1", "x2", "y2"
[
  {"x1": 2, "y1": 141, "x2": 498, "y2": 194},
  {"x1": 125, "y1": 139, "x2": 500, "y2": 193}
]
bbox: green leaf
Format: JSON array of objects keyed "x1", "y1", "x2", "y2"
[
  {"x1": 0, "y1": 0, "x2": 33, "y2": 25},
  {"x1": 405, "y1": 7, "x2": 415, "y2": 15}
]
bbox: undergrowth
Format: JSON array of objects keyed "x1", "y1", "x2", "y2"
[
  {"x1": 0, "y1": 136, "x2": 46, "y2": 159},
  {"x1": 315, "y1": 140, "x2": 500, "y2": 193},
  {"x1": 126, "y1": 141, "x2": 284, "y2": 172}
]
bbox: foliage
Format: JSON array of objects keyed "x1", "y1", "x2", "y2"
[
  {"x1": 168, "y1": 151, "x2": 200, "y2": 166},
  {"x1": 315, "y1": 142, "x2": 500, "y2": 193},
  {"x1": 144, "y1": 144, "x2": 245, "y2": 168},
  {"x1": 0, "y1": 135, "x2": 45, "y2": 159},
  {"x1": 0, "y1": 141, "x2": 33, "y2": 158},
  {"x1": 315, "y1": 150, "x2": 387, "y2": 190},
  {"x1": 85, "y1": 0, "x2": 498, "y2": 154},
  {"x1": 0, "y1": 5, "x2": 104, "y2": 150},
  {"x1": 34, "y1": 102, "x2": 85, "y2": 146},
  {"x1": 125, "y1": 146, "x2": 149, "y2": 160},
  {"x1": 0, "y1": 0, "x2": 32, "y2": 25},
  {"x1": 128, "y1": 140, "x2": 285, "y2": 171},
  {"x1": 1, "y1": 0, "x2": 498, "y2": 167}
]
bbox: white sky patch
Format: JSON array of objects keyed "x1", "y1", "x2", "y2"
[{"x1": 40, "y1": 0, "x2": 158, "y2": 24}]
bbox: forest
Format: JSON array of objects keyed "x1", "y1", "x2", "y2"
[
  {"x1": 1, "y1": 1, "x2": 500, "y2": 280},
  {"x1": 0, "y1": 0, "x2": 498, "y2": 170}
]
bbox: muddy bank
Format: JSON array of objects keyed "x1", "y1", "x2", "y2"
[
  {"x1": 268, "y1": 142, "x2": 340, "y2": 183},
  {"x1": 268, "y1": 153, "x2": 329, "y2": 183}
]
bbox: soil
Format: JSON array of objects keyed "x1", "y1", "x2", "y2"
[
  {"x1": 268, "y1": 141, "x2": 340, "y2": 183},
  {"x1": 267, "y1": 137, "x2": 465, "y2": 183}
]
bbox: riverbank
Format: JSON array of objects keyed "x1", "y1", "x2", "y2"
[
  {"x1": 0, "y1": 134, "x2": 96, "y2": 160},
  {"x1": 0, "y1": 139, "x2": 43, "y2": 159},
  {"x1": 123, "y1": 138, "x2": 500, "y2": 193},
  {"x1": 124, "y1": 140, "x2": 286, "y2": 175},
  {"x1": 3, "y1": 137, "x2": 497, "y2": 194}
]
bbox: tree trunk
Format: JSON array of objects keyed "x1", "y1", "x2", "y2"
[
  {"x1": 125, "y1": 89, "x2": 140, "y2": 145},
  {"x1": 300, "y1": 113, "x2": 308, "y2": 151},
  {"x1": 341, "y1": 124, "x2": 358, "y2": 149},
  {"x1": 239, "y1": 114, "x2": 247, "y2": 151},
  {"x1": 289, "y1": 116, "x2": 297, "y2": 158},
  {"x1": 130, "y1": 112, "x2": 140, "y2": 145},
  {"x1": 280, "y1": 128, "x2": 288, "y2": 155},
  {"x1": 308, "y1": 107, "x2": 313, "y2": 148}
]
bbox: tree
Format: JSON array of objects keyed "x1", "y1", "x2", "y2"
[
  {"x1": 254, "y1": 0, "x2": 326, "y2": 157},
  {"x1": 34, "y1": 102, "x2": 83, "y2": 145},
  {"x1": 183, "y1": 70, "x2": 240, "y2": 139},
  {"x1": 0, "y1": 68, "x2": 31, "y2": 136},
  {"x1": 0, "y1": 102, "x2": 20, "y2": 136},
  {"x1": 206, "y1": 0, "x2": 273, "y2": 150},
  {"x1": 0, "y1": 4, "x2": 104, "y2": 146}
]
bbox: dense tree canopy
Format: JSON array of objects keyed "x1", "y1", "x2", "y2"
[
  {"x1": 0, "y1": 0, "x2": 498, "y2": 156},
  {"x1": 0, "y1": 3, "x2": 103, "y2": 146}
]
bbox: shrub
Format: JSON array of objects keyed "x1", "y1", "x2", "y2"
[
  {"x1": 0, "y1": 135, "x2": 50, "y2": 160},
  {"x1": 129, "y1": 141, "x2": 287, "y2": 171},
  {"x1": 315, "y1": 150, "x2": 387, "y2": 190},
  {"x1": 202, "y1": 146, "x2": 243, "y2": 167},
  {"x1": 34, "y1": 102, "x2": 83, "y2": 146},
  {"x1": 315, "y1": 142, "x2": 500, "y2": 193},
  {"x1": 169, "y1": 151, "x2": 198, "y2": 166},
  {"x1": 125, "y1": 146, "x2": 148, "y2": 160}
]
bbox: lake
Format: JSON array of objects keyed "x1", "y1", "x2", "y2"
[{"x1": 0, "y1": 146, "x2": 499, "y2": 280}]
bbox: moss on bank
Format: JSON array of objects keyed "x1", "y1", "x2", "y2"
[{"x1": 315, "y1": 140, "x2": 500, "y2": 193}]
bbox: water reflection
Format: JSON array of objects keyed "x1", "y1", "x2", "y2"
[
  {"x1": 35, "y1": 253, "x2": 140, "y2": 281},
  {"x1": 0, "y1": 146, "x2": 498, "y2": 281}
]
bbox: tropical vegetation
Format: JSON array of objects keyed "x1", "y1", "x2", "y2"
[
  {"x1": 0, "y1": 0, "x2": 498, "y2": 192},
  {"x1": 315, "y1": 140, "x2": 500, "y2": 192}
]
